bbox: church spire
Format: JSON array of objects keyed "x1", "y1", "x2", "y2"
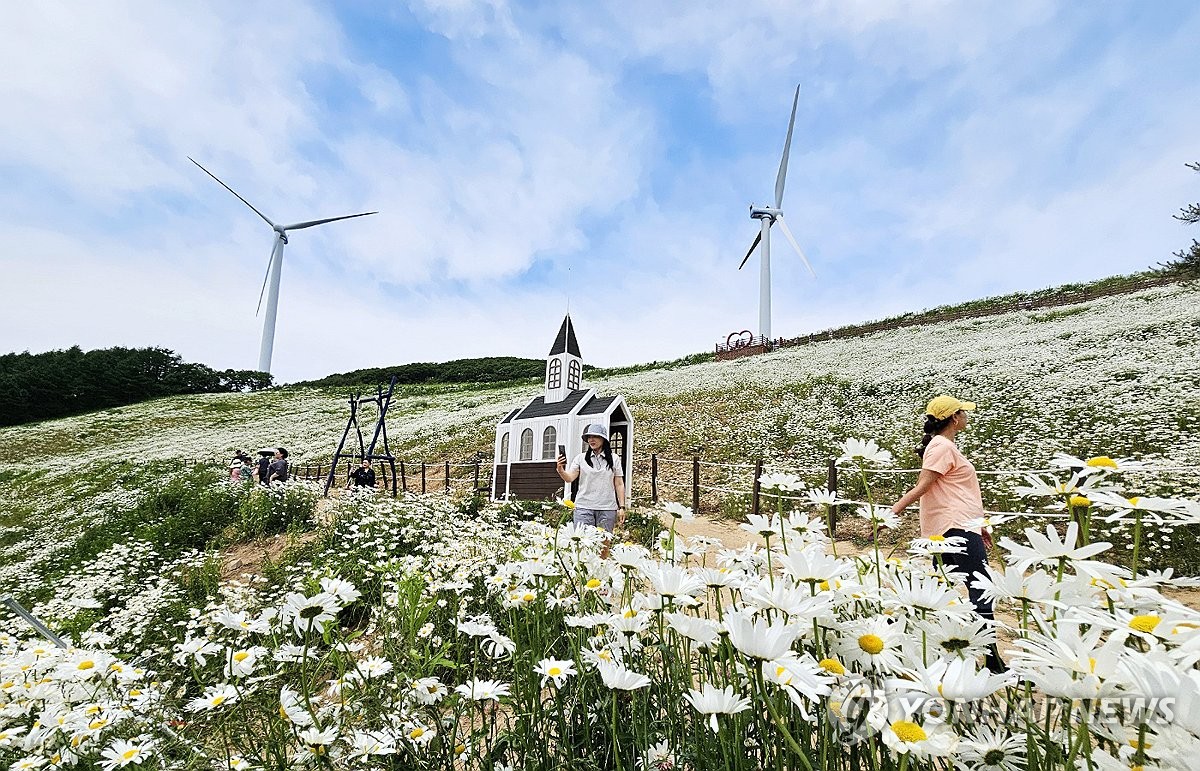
[
  {"x1": 545, "y1": 315, "x2": 584, "y2": 404},
  {"x1": 548, "y1": 314, "x2": 582, "y2": 358}
]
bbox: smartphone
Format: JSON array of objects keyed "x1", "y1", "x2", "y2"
[{"x1": 557, "y1": 444, "x2": 566, "y2": 459}]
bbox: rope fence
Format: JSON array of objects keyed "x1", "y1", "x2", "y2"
[
  {"x1": 642, "y1": 453, "x2": 1200, "y2": 535},
  {"x1": 191, "y1": 451, "x2": 1199, "y2": 531}
]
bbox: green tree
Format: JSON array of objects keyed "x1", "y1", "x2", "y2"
[{"x1": 1161, "y1": 161, "x2": 1200, "y2": 278}]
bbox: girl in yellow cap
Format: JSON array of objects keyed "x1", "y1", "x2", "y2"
[{"x1": 891, "y1": 395, "x2": 1005, "y2": 672}]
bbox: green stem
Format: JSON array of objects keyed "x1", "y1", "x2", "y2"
[{"x1": 1132, "y1": 509, "x2": 1142, "y2": 579}]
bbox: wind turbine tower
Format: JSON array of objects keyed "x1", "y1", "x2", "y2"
[
  {"x1": 189, "y1": 158, "x2": 377, "y2": 375},
  {"x1": 737, "y1": 84, "x2": 816, "y2": 341}
]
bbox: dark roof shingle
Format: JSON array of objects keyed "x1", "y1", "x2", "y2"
[
  {"x1": 578, "y1": 395, "x2": 618, "y2": 416},
  {"x1": 548, "y1": 315, "x2": 582, "y2": 357},
  {"x1": 515, "y1": 389, "x2": 590, "y2": 419}
]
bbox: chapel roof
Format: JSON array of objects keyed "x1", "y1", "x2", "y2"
[
  {"x1": 548, "y1": 315, "x2": 582, "y2": 358},
  {"x1": 515, "y1": 389, "x2": 590, "y2": 419}
]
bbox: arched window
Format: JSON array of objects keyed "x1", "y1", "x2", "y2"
[
  {"x1": 567, "y1": 359, "x2": 581, "y2": 390},
  {"x1": 609, "y1": 428, "x2": 624, "y2": 461},
  {"x1": 499, "y1": 433, "x2": 509, "y2": 463},
  {"x1": 542, "y1": 426, "x2": 557, "y2": 459},
  {"x1": 519, "y1": 428, "x2": 534, "y2": 461},
  {"x1": 547, "y1": 358, "x2": 562, "y2": 389}
]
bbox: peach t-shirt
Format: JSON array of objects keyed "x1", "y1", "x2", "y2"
[{"x1": 919, "y1": 435, "x2": 985, "y2": 537}]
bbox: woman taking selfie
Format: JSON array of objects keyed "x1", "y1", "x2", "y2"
[
  {"x1": 556, "y1": 423, "x2": 626, "y2": 533},
  {"x1": 890, "y1": 395, "x2": 1005, "y2": 672}
]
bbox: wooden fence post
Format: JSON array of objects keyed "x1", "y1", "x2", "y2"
[
  {"x1": 751, "y1": 458, "x2": 763, "y2": 518},
  {"x1": 473, "y1": 458, "x2": 480, "y2": 492},
  {"x1": 650, "y1": 454, "x2": 658, "y2": 505},
  {"x1": 400, "y1": 461, "x2": 407, "y2": 493},
  {"x1": 692, "y1": 456, "x2": 700, "y2": 516},
  {"x1": 445, "y1": 460, "x2": 451, "y2": 494},
  {"x1": 421, "y1": 463, "x2": 427, "y2": 494},
  {"x1": 826, "y1": 458, "x2": 839, "y2": 536}
]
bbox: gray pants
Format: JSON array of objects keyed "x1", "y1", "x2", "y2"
[{"x1": 573, "y1": 507, "x2": 617, "y2": 533}]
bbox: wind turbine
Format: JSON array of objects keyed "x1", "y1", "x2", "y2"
[
  {"x1": 737, "y1": 84, "x2": 816, "y2": 342},
  {"x1": 189, "y1": 158, "x2": 377, "y2": 375}
]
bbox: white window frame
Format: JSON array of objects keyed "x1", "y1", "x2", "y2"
[{"x1": 519, "y1": 428, "x2": 534, "y2": 461}]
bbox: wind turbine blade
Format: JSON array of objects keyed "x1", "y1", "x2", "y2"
[
  {"x1": 774, "y1": 84, "x2": 801, "y2": 209},
  {"x1": 283, "y1": 211, "x2": 377, "y2": 231},
  {"x1": 256, "y1": 239, "x2": 281, "y2": 316},
  {"x1": 775, "y1": 216, "x2": 816, "y2": 278},
  {"x1": 737, "y1": 231, "x2": 762, "y2": 270},
  {"x1": 188, "y1": 157, "x2": 277, "y2": 229}
]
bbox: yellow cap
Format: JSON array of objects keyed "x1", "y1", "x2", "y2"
[{"x1": 925, "y1": 395, "x2": 976, "y2": 420}]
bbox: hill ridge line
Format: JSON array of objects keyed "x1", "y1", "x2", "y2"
[{"x1": 763, "y1": 273, "x2": 1179, "y2": 352}]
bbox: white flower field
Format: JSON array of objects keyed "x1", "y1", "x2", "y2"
[{"x1": 2, "y1": 279, "x2": 1200, "y2": 769}]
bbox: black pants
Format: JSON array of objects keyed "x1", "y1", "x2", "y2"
[
  {"x1": 938, "y1": 528, "x2": 1005, "y2": 671},
  {"x1": 937, "y1": 528, "x2": 994, "y2": 619}
]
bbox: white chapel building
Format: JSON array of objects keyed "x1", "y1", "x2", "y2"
[{"x1": 491, "y1": 315, "x2": 634, "y2": 501}]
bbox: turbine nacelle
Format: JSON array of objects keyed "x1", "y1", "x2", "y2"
[{"x1": 749, "y1": 206, "x2": 782, "y2": 221}]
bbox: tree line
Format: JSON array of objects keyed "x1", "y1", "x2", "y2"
[
  {"x1": 0, "y1": 346, "x2": 271, "y2": 427},
  {"x1": 297, "y1": 356, "x2": 592, "y2": 389}
]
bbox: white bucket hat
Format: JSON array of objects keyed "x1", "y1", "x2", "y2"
[{"x1": 581, "y1": 423, "x2": 608, "y2": 439}]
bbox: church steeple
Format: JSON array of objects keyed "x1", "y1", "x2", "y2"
[{"x1": 545, "y1": 315, "x2": 583, "y2": 403}]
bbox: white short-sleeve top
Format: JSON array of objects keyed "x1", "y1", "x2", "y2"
[{"x1": 567, "y1": 451, "x2": 623, "y2": 510}]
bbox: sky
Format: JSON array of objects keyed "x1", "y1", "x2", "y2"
[{"x1": 1, "y1": 1, "x2": 1198, "y2": 383}]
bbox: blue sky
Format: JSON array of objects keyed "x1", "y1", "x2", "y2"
[{"x1": 1, "y1": 1, "x2": 1197, "y2": 383}]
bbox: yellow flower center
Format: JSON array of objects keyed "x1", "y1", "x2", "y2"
[
  {"x1": 455, "y1": 744, "x2": 467, "y2": 755},
  {"x1": 891, "y1": 720, "x2": 927, "y2": 743},
  {"x1": 858, "y1": 634, "x2": 885, "y2": 655},
  {"x1": 523, "y1": 593, "x2": 535, "y2": 602},
  {"x1": 818, "y1": 658, "x2": 845, "y2": 675},
  {"x1": 1088, "y1": 657, "x2": 1097, "y2": 673},
  {"x1": 928, "y1": 535, "x2": 945, "y2": 542},
  {"x1": 122, "y1": 750, "x2": 139, "y2": 761},
  {"x1": 586, "y1": 578, "x2": 601, "y2": 589},
  {"x1": 548, "y1": 666, "x2": 562, "y2": 677},
  {"x1": 77, "y1": 660, "x2": 95, "y2": 671},
  {"x1": 233, "y1": 651, "x2": 250, "y2": 662},
  {"x1": 212, "y1": 696, "x2": 226, "y2": 706},
  {"x1": 1069, "y1": 495, "x2": 1091, "y2": 507},
  {"x1": 818, "y1": 580, "x2": 831, "y2": 591},
  {"x1": 563, "y1": 500, "x2": 575, "y2": 508},
  {"x1": 1087, "y1": 456, "x2": 1118, "y2": 469},
  {"x1": 410, "y1": 727, "x2": 425, "y2": 739},
  {"x1": 129, "y1": 689, "x2": 142, "y2": 697},
  {"x1": 1130, "y1": 615, "x2": 1161, "y2": 634}
]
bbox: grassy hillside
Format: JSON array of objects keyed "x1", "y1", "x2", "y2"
[
  {"x1": 3, "y1": 279, "x2": 1197, "y2": 473},
  {"x1": 1, "y1": 278, "x2": 1198, "y2": 596}
]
